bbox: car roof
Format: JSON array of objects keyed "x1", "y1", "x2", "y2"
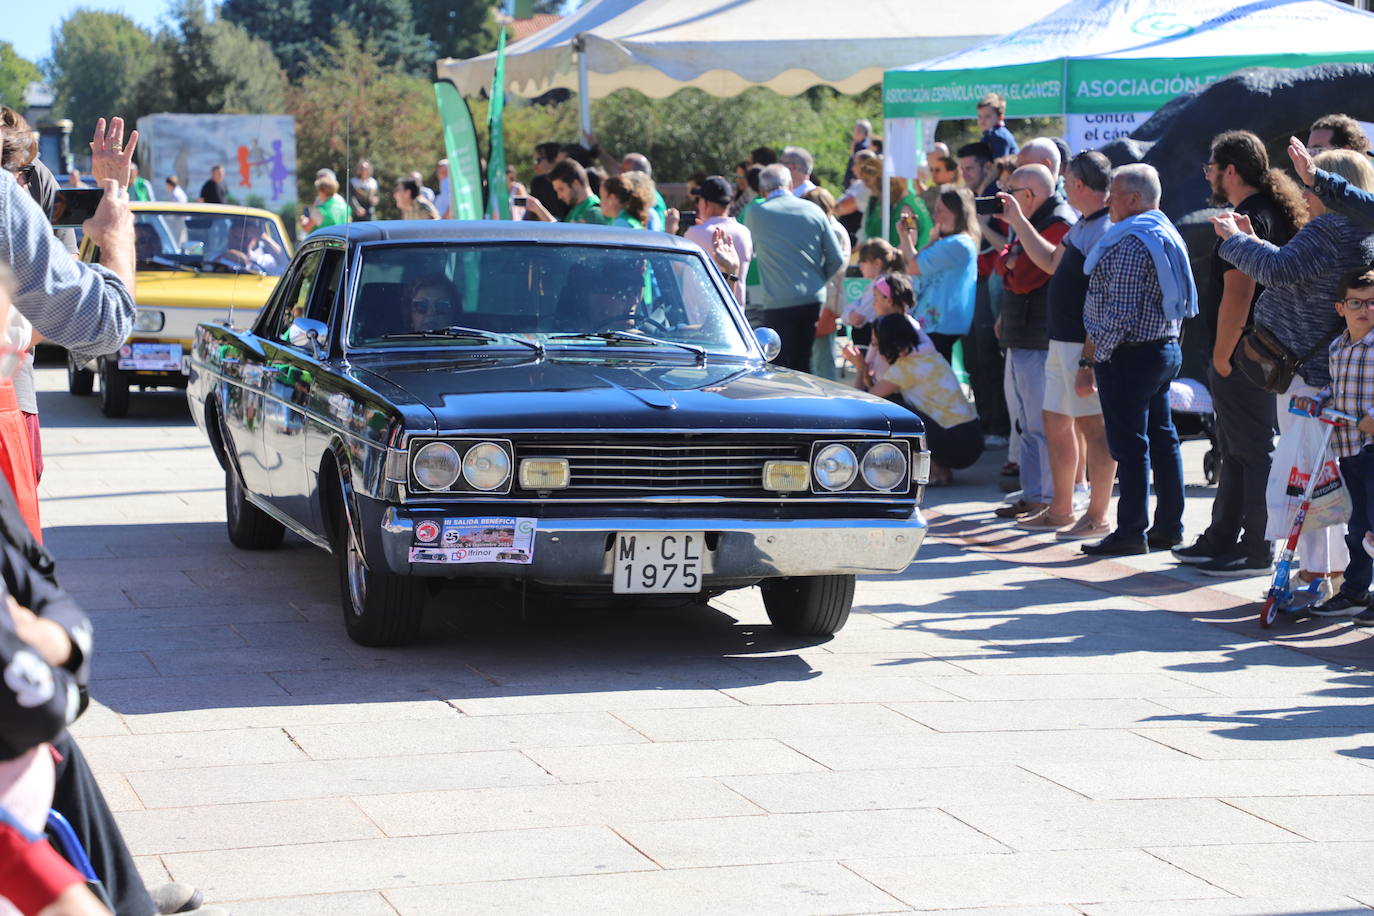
[
  {"x1": 307, "y1": 220, "x2": 703, "y2": 253},
  {"x1": 129, "y1": 202, "x2": 283, "y2": 218}
]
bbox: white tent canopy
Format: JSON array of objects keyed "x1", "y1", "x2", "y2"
[{"x1": 438, "y1": 0, "x2": 1066, "y2": 106}]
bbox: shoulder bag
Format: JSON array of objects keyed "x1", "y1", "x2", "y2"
[{"x1": 1230, "y1": 322, "x2": 1339, "y2": 394}]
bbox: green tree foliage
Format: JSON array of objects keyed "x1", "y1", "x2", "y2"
[
  {"x1": 411, "y1": 0, "x2": 500, "y2": 61},
  {"x1": 218, "y1": 0, "x2": 314, "y2": 81},
  {"x1": 47, "y1": 11, "x2": 155, "y2": 140},
  {"x1": 0, "y1": 42, "x2": 41, "y2": 112},
  {"x1": 133, "y1": 0, "x2": 287, "y2": 116},
  {"x1": 288, "y1": 26, "x2": 442, "y2": 216},
  {"x1": 579, "y1": 85, "x2": 881, "y2": 191},
  {"x1": 223, "y1": 0, "x2": 435, "y2": 81}
]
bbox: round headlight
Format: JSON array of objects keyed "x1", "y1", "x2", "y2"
[
  {"x1": 813, "y1": 444, "x2": 857, "y2": 491},
  {"x1": 462, "y1": 442, "x2": 511, "y2": 491},
  {"x1": 134, "y1": 310, "x2": 165, "y2": 332},
  {"x1": 412, "y1": 442, "x2": 461, "y2": 490},
  {"x1": 862, "y1": 442, "x2": 907, "y2": 491}
]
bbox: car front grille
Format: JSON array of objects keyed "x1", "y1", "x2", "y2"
[{"x1": 514, "y1": 438, "x2": 808, "y2": 498}]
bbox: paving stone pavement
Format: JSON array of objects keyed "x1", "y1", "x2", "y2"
[{"x1": 32, "y1": 365, "x2": 1374, "y2": 915}]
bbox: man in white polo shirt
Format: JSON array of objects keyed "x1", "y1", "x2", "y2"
[{"x1": 684, "y1": 176, "x2": 753, "y2": 306}]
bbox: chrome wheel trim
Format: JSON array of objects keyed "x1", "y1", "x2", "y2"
[{"x1": 345, "y1": 522, "x2": 367, "y2": 618}]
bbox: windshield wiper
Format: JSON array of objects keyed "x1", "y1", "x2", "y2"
[
  {"x1": 548, "y1": 330, "x2": 705, "y2": 363},
  {"x1": 381, "y1": 325, "x2": 543, "y2": 356},
  {"x1": 137, "y1": 257, "x2": 195, "y2": 273}
]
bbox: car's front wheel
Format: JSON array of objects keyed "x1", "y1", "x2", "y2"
[
  {"x1": 332, "y1": 495, "x2": 425, "y2": 647},
  {"x1": 98, "y1": 360, "x2": 129, "y2": 418},
  {"x1": 224, "y1": 461, "x2": 285, "y2": 550},
  {"x1": 759, "y1": 574, "x2": 854, "y2": 636},
  {"x1": 67, "y1": 353, "x2": 94, "y2": 396}
]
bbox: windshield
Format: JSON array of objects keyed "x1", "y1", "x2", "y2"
[
  {"x1": 346, "y1": 243, "x2": 750, "y2": 356},
  {"x1": 133, "y1": 211, "x2": 289, "y2": 276}
]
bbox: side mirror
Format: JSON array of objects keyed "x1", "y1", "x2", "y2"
[
  {"x1": 288, "y1": 317, "x2": 329, "y2": 358},
  {"x1": 754, "y1": 327, "x2": 781, "y2": 362}
]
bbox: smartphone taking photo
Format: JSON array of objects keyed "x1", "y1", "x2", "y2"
[
  {"x1": 974, "y1": 196, "x2": 1002, "y2": 216},
  {"x1": 51, "y1": 188, "x2": 105, "y2": 228}
]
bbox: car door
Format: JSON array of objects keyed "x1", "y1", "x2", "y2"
[{"x1": 260, "y1": 245, "x2": 345, "y2": 530}]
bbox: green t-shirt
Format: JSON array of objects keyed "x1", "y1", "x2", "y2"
[
  {"x1": 317, "y1": 194, "x2": 350, "y2": 227},
  {"x1": 567, "y1": 194, "x2": 608, "y2": 225},
  {"x1": 130, "y1": 177, "x2": 154, "y2": 202},
  {"x1": 612, "y1": 212, "x2": 644, "y2": 230},
  {"x1": 866, "y1": 191, "x2": 930, "y2": 248},
  {"x1": 652, "y1": 190, "x2": 667, "y2": 226},
  {"x1": 743, "y1": 197, "x2": 765, "y2": 287}
]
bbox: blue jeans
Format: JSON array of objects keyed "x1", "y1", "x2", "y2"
[
  {"x1": 1094, "y1": 339, "x2": 1184, "y2": 541},
  {"x1": 1338, "y1": 448, "x2": 1374, "y2": 598},
  {"x1": 1007, "y1": 347, "x2": 1051, "y2": 503}
]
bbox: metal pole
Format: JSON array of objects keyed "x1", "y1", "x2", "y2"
[
  {"x1": 881, "y1": 125, "x2": 892, "y2": 242},
  {"x1": 576, "y1": 35, "x2": 592, "y2": 137}
]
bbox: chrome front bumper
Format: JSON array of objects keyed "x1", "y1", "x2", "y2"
[{"x1": 374, "y1": 509, "x2": 926, "y2": 583}]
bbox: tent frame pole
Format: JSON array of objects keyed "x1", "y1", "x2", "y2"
[
  {"x1": 881, "y1": 138, "x2": 892, "y2": 243},
  {"x1": 576, "y1": 35, "x2": 592, "y2": 136}
]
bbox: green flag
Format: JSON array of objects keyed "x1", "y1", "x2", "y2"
[
  {"x1": 433, "y1": 80, "x2": 484, "y2": 221},
  {"x1": 486, "y1": 28, "x2": 511, "y2": 221}
]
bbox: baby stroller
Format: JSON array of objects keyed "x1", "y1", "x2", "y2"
[{"x1": 1168, "y1": 377, "x2": 1218, "y2": 485}]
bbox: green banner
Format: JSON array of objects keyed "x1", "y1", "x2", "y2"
[
  {"x1": 486, "y1": 28, "x2": 511, "y2": 221},
  {"x1": 433, "y1": 80, "x2": 484, "y2": 221},
  {"x1": 883, "y1": 61, "x2": 1064, "y2": 119},
  {"x1": 885, "y1": 51, "x2": 1374, "y2": 119},
  {"x1": 1067, "y1": 52, "x2": 1374, "y2": 113}
]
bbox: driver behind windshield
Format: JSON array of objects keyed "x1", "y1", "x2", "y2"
[
  {"x1": 405, "y1": 274, "x2": 462, "y2": 332},
  {"x1": 211, "y1": 219, "x2": 287, "y2": 275},
  {"x1": 133, "y1": 222, "x2": 164, "y2": 263}
]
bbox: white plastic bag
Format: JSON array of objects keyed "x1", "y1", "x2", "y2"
[{"x1": 1265, "y1": 417, "x2": 1353, "y2": 540}]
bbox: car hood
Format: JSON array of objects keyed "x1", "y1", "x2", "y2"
[
  {"x1": 133, "y1": 271, "x2": 279, "y2": 310},
  {"x1": 346, "y1": 354, "x2": 914, "y2": 435}
]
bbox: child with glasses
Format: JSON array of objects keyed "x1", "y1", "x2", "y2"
[{"x1": 1298, "y1": 266, "x2": 1374, "y2": 622}]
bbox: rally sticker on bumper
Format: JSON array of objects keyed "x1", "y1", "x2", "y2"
[{"x1": 409, "y1": 516, "x2": 535, "y2": 565}]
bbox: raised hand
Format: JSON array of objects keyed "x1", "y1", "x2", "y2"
[
  {"x1": 89, "y1": 116, "x2": 138, "y2": 188},
  {"x1": 1288, "y1": 135, "x2": 1316, "y2": 187},
  {"x1": 710, "y1": 226, "x2": 739, "y2": 275}
]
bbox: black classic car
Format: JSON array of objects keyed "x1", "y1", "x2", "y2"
[{"x1": 188, "y1": 222, "x2": 930, "y2": 646}]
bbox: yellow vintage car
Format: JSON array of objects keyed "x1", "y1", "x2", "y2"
[{"x1": 73, "y1": 202, "x2": 293, "y2": 417}]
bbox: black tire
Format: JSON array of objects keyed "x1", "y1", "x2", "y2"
[
  {"x1": 759, "y1": 574, "x2": 855, "y2": 636},
  {"x1": 67, "y1": 353, "x2": 94, "y2": 396},
  {"x1": 224, "y1": 462, "x2": 285, "y2": 550},
  {"x1": 332, "y1": 493, "x2": 425, "y2": 647},
  {"x1": 98, "y1": 360, "x2": 129, "y2": 418}
]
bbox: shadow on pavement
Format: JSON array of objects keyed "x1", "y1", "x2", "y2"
[
  {"x1": 46, "y1": 520, "x2": 831, "y2": 718},
  {"x1": 36, "y1": 386, "x2": 194, "y2": 428}
]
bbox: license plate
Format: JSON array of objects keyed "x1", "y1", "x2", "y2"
[
  {"x1": 118, "y1": 342, "x2": 182, "y2": 372},
  {"x1": 612, "y1": 532, "x2": 704, "y2": 594}
]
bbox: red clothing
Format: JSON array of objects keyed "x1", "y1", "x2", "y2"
[
  {"x1": 0, "y1": 819, "x2": 85, "y2": 915},
  {"x1": 995, "y1": 220, "x2": 1070, "y2": 296},
  {"x1": 0, "y1": 381, "x2": 38, "y2": 541}
]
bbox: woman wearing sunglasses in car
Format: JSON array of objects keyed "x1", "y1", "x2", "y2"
[{"x1": 405, "y1": 274, "x2": 462, "y2": 332}]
